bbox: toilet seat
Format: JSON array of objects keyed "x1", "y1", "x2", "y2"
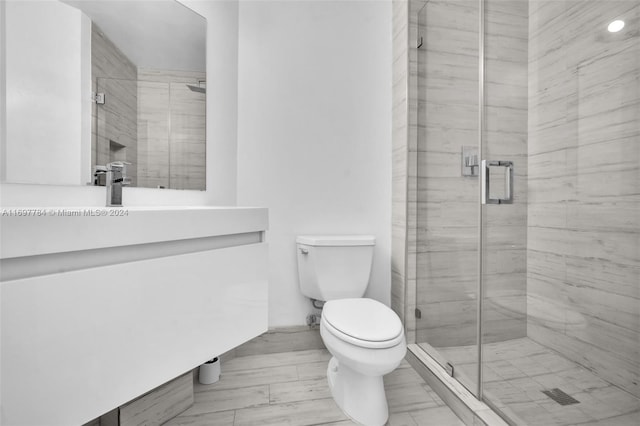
[{"x1": 322, "y1": 298, "x2": 404, "y2": 349}]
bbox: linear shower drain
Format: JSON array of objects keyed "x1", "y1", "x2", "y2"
[{"x1": 542, "y1": 388, "x2": 580, "y2": 405}]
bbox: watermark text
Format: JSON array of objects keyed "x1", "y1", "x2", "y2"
[{"x1": 1, "y1": 208, "x2": 129, "y2": 217}]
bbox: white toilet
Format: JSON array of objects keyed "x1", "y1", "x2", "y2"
[{"x1": 296, "y1": 235, "x2": 406, "y2": 426}]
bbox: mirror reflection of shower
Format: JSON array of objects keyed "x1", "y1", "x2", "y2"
[
  {"x1": 80, "y1": 0, "x2": 207, "y2": 191},
  {"x1": 94, "y1": 71, "x2": 206, "y2": 191},
  {"x1": 187, "y1": 80, "x2": 206, "y2": 94}
]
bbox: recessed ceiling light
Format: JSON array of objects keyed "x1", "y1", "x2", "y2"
[{"x1": 608, "y1": 20, "x2": 625, "y2": 33}]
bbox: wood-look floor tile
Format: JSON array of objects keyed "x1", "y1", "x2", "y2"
[
  {"x1": 409, "y1": 405, "x2": 465, "y2": 425},
  {"x1": 387, "y1": 382, "x2": 441, "y2": 414},
  {"x1": 503, "y1": 402, "x2": 561, "y2": 426},
  {"x1": 587, "y1": 385, "x2": 640, "y2": 417},
  {"x1": 540, "y1": 400, "x2": 594, "y2": 425},
  {"x1": 163, "y1": 409, "x2": 235, "y2": 426},
  {"x1": 269, "y1": 378, "x2": 332, "y2": 404},
  {"x1": 571, "y1": 410, "x2": 640, "y2": 426},
  {"x1": 234, "y1": 327, "x2": 325, "y2": 357},
  {"x1": 195, "y1": 365, "x2": 298, "y2": 391},
  {"x1": 184, "y1": 385, "x2": 269, "y2": 415},
  {"x1": 396, "y1": 359, "x2": 413, "y2": 369},
  {"x1": 297, "y1": 360, "x2": 329, "y2": 381},
  {"x1": 434, "y1": 337, "x2": 640, "y2": 425},
  {"x1": 172, "y1": 348, "x2": 465, "y2": 426},
  {"x1": 387, "y1": 411, "x2": 418, "y2": 425},
  {"x1": 233, "y1": 397, "x2": 348, "y2": 426},
  {"x1": 424, "y1": 386, "x2": 447, "y2": 406},
  {"x1": 120, "y1": 372, "x2": 193, "y2": 426},
  {"x1": 384, "y1": 364, "x2": 428, "y2": 387},
  {"x1": 223, "y1": 349, "x2": 331, "y2": 372}
]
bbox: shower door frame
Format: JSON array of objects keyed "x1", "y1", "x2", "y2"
[{"x1": 476, "y1": 0, "x2": 485, "y2": 401}]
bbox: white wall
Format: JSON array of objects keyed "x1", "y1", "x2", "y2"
[
  {"x1": 237, "y1": 0, "x2": 392, "y2": 327},
  {"x1": 0, "y1": 0, "x2": 6, "y2": 184},
  {"x1": 1, "y1": 0, "x2": 394, "y2": 329},
  {"x1": 181, "y1": 0, "x2": 239, "y2": 205},
  {"x1": 0, "y1": 0, "x2": 238, "y2": 206},
  {"x1": 3, "y1": 0, "x2": 89, "y2": 186}
]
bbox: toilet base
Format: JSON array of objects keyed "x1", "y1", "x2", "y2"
[{"x1": 326, "y1": 356, "x2": 389, "y2": 426}]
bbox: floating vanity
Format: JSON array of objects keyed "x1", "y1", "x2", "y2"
[{"x1": 0, "y1": 207, "x2": 269, "y2": 426}]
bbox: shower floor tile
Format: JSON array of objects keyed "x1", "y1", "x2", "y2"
[
  {"x1": 165, "y1": 348, "x2": 464, "y2": 426},
  {"x1": 432, "y1": 337, "x2": 640, "y2": 426}
]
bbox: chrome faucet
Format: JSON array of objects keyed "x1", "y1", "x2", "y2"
[{"x1": 105, "y1": 161, "x2": 131, "y2": 207}]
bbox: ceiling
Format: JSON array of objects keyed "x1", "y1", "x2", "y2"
[{"x1": 62, "y1": 0, "x2": 206, "y2": 72}]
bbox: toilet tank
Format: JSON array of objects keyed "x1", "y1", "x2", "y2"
[{"x1": 296, "y1": 235, "x2": 375, "y2": 301}]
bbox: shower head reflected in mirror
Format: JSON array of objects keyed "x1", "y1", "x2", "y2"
[{"x1": 186, "y1": 81, "x2": 206, "y2": 94}]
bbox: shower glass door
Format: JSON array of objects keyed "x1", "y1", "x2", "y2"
[
  {"x1": 480, "y1": 0, "x2": 640, "y2": 424},
  {"x1": 414, "y1": 0, "x2": 481, "y2": 396},
  {"x1": 478, "y1": 0, "x2": 529, "y2": 416}
]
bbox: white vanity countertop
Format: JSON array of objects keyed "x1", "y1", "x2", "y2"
[{"x1": 0, "y1": 206, "x2": 268, "y2": 259}]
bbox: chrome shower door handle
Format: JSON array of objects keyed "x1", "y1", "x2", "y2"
[{"x1": 481, "y1": 160, "x2": 514, "y2": 205}]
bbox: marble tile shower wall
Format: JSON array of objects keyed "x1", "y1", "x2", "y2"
[
  {"x1": 415, "y1": 0, "x2": 528, "y2": 347},
  {"x1": 92, "y1": 24, "x2": 138, "y2": 186},
  {"x1": 414, "y1": 0, "x2": 479, "y2": 348},
  {"x1": 527, "y1": 0, "x2": 640, "y2": 399},
  {"x1": 137, "y1": 69, "x2": 206, "y2": 190},
  {"x1": 481, "y1": 0, "x2": 529, "y2": 344}
]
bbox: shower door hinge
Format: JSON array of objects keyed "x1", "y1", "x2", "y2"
[
  {"x1": 415, "y1": 308, "x2": 422, "y2": 319},
  {"x1": 94, "y1": 92, "x2": 106, "y2": 105},
  {"x1": 446, "y1": 362, "x2": 455, "y2": 377}
]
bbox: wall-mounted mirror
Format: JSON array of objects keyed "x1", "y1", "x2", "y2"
[{"x1": 1, "y1": 0, "x2": 206, "y2": 190}]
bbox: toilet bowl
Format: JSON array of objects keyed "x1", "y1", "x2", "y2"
[
  {"x1": 320, "y1": 298, "x2": 406, "y2": 426},
  {"x1": 296, "y1": 235, "x2": 407, "y2": 425}
]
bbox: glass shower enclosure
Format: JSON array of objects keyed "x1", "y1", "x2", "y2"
[{"x1": 412, "y1": 0, "x2": 640, "y2": 424}]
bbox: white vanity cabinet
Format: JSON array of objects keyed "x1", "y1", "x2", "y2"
[{"x1": 0, "y1": 207, "x2": 268, "y2": 426}]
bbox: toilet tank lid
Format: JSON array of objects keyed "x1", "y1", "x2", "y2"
[{"x1": 296, "y1": 235, "x2": 376, "y2": 246}]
